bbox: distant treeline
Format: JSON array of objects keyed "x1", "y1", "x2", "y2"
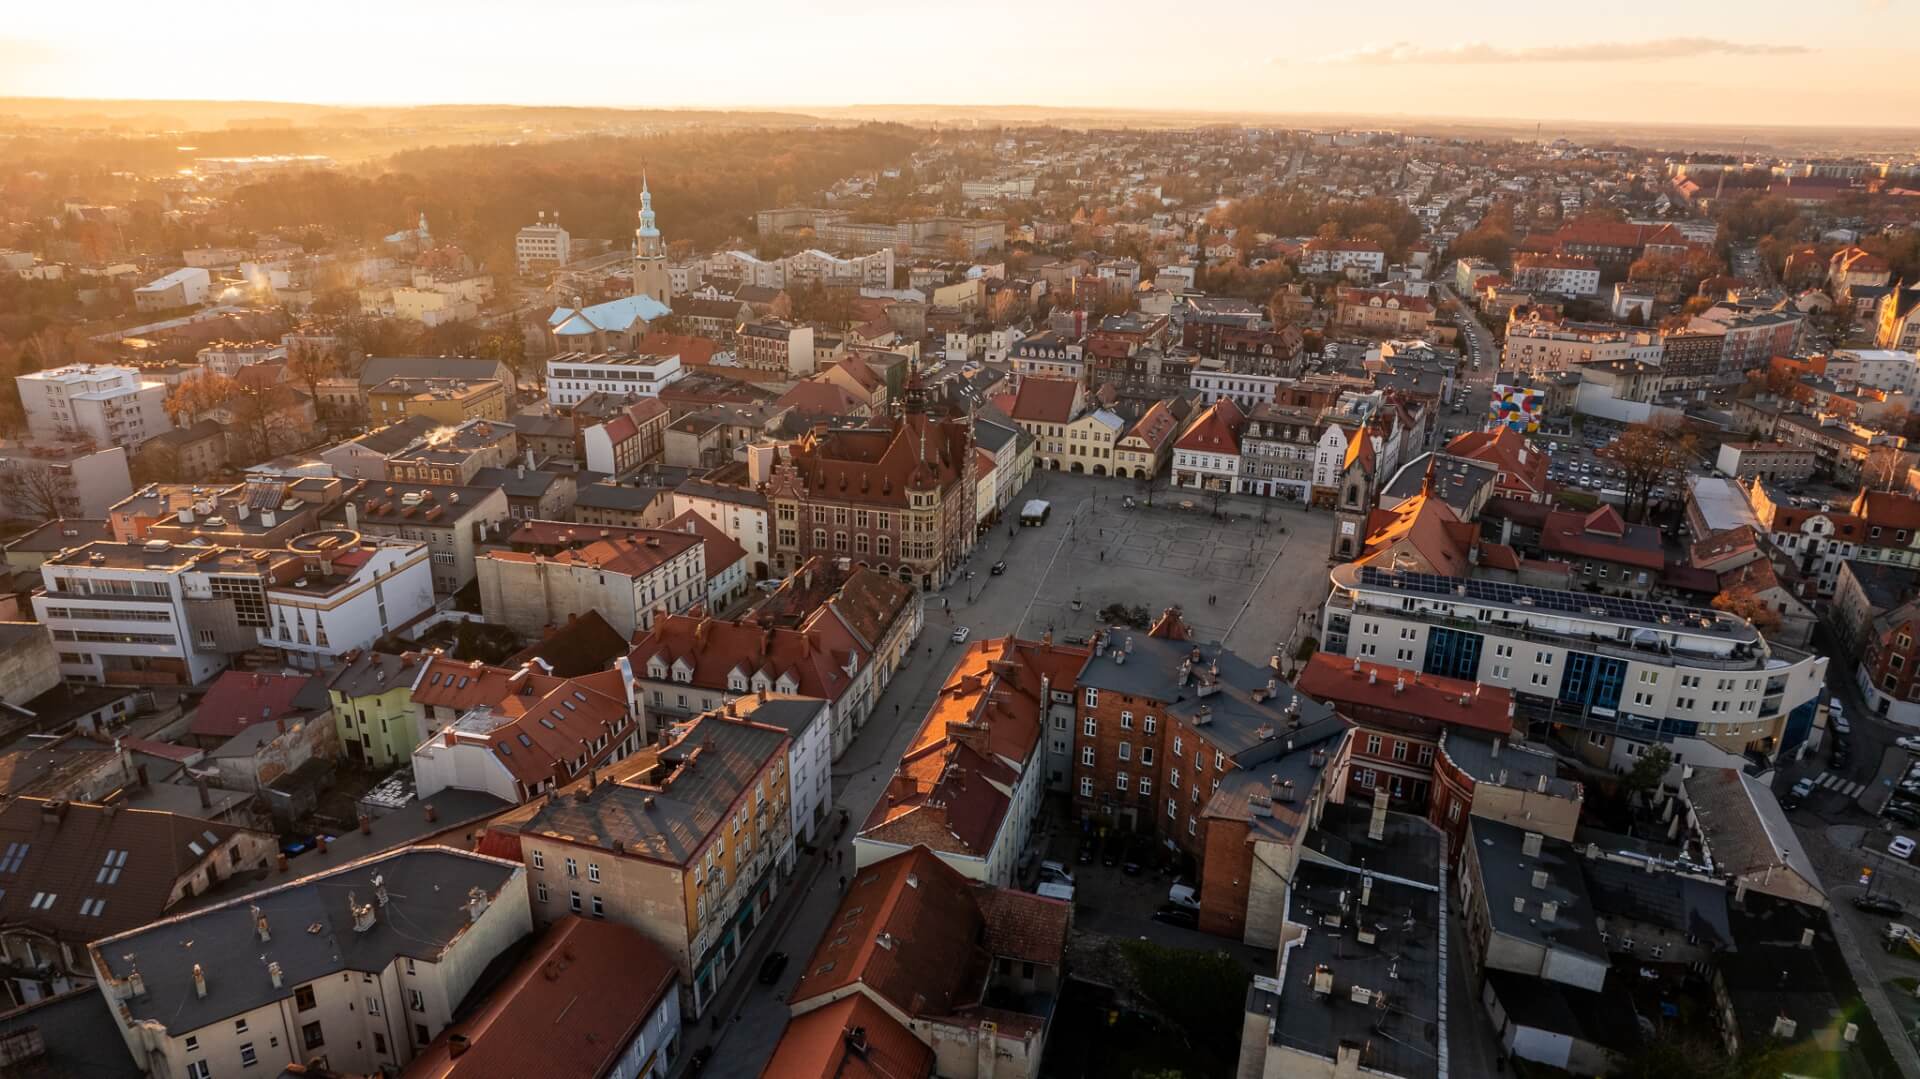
[{"x1": 224, "y1": 125, "x2": 928, "y2": 268}]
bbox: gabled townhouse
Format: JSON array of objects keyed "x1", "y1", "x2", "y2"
[
  {"x1": 515, "y1": 712, "x2": 791, "y2": 1016},
  {"x1": 409, "y1": 662, "x2": 639, "y2": 804},
  {"x1": 326, "y1": 650, "x2": 427, "y2": 768},
  {"x1": 1536, "y1": 505, "x2": 1666, "y2": 596},
  {"x1": 409, "y1": 915, "x2": 683, "y2": 1079},
  {"x1": 1113, "y1": 398, "x2": 1183, "y2": 482},
  {"x1": 625, "y1": 611, "x2": 867, "y2": 757},
  {"x1": 1169, "y1": 398, "x2": 1245, "y2": 492},
  {"x1": 89, "y1": 847, "x2": 530, "y2": 1077},
  {"x1": 674, "y1": 473, "x2": 772, "y2": 580},
  {"x1": 0, "y1": 798, "x2": 277, "y2": 1007},
  {"x1": 1444, "y1": 426, "x2": 1550, "y2": 504},
  {"x1": 855, "y1": 636, "x2": 1083, "y2": 886},
  {"x1": 763, "y1": 845, "x2": 1070, "y2": 1079}
]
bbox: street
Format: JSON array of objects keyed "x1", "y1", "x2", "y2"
[{"x1": 681, "y1": 470, "x2": 1363, "y2": 1077}]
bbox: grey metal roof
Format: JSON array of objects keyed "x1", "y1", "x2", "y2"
[
  {"x1": 1075, "y1": 634, "x2": 1341, "y2": 765},
  {"x1": 358, "y1": 356, "x2": 511, "y2": 389},
  {"x1": 573, "y1": 483, "x2": 669, "y2": 512},
  {"x1": 473, "y1": 467, "x2": 565, "y2": 499},
  {"x1": 526, "y1": 716, "x2": 788, "y2": 866},
  {"x1": 1580, "y1": 856, "x2": 1733, "y2": 949},
  {"x1": 325, "y1": 650, "x2": 422, "y2": 699},
  {"x1": 0, "y1": 988, "x2": 140, "y2": 1078},
  {"x1": 93, "y1": 847, "x2": 522, "y2": 1034},
  {"x1": 675, "y1": 477, "x2": 768, "y2": 510},
  {"x1": 1438, "y1": 730, "x2": 1580, "y2": 800}
]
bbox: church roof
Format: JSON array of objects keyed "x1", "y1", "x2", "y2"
[{"x1": 549, "y1": 294, "x2": 672, "y2": 335}]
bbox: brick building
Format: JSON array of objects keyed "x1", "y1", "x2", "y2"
[{"x1": 767, "y1": 391, "x2": 976, "y2": 591}]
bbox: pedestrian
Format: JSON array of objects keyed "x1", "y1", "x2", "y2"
[
  {"x1": 837, "y1": 849, "x2": 845, "y2": 868},
  {"x1": 838, "y1": 874, "x2": 847, "y2": 891}
]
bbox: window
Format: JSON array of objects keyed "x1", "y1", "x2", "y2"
[
  {"x1": 592, "y1": 895, "x2": 605, "y2": 918},
  {"x1": 240, "y1": 1043, "x2": 258, "y2": 1068},
  {"x1": 415, "y1": 1024, "x2": 430, "y2": 1046},
  {"x1": 1081, "y1": 746, "x2": 1095, "y2": 766},
  {"x1": 186, "y1": 1035, "x2": 201, "y2": 1052},
  {"x1": 1120, "y1": 711, "x2": 1133, "y2": 729},
  {"x1": 587, "y1": 863, "x2": 600, "y2": 883},
  {"x1": 1079, "y1": 777, "x2": 1093, "y2": 797},
  {"x1": 564, "y1": 857, "x2": 577, "y2": 878},
  {"x1": 536, "y1": 882, "x2": 549, "y2": 902},
  {"x1": 1083, "y1": 717, "x2": 1097, "y2": 736},
  {"x1": 1084, "y1": 688, "x2": 1099, "y2": 707},
  {"x1": 1140, "y1": 746, "x2": 1154, "y2": 765},
  {"x1": 294, "y1": 985, "x2": 317, "y2": 1012},
  {"x1": 1140, "y1": 776, "x2": 1152, "y2": 796},
  {"x1": 187, "y1": 1063, "x2": 211, "y2": 1079},
  {"x1": 1187, "y1": 817, "x2": 1197, "y2": 836},
  {"x1": 1118, "y1": 742, "x2": 1132, "y2": 761},
  {"x1": 1365, "y1": 734, "x2": 1382, "y2": 755},
  {"x1": 1143, "y1": 716, "x2": 1156, "y2": 735},
  {"x1": 1391, "y1": 741, "x2": 1408, "y2": 762},
  {"x1": 366, "y1": 995, "x2": 381, "y2": 1016},
  {"x1": 302, "y1": 1022, "x2": 324, "y2": 1051},
  {"x1": 1117, "y1": 773, "x2": 1130, "y2": 792},
  {"x1": 374, "y1": 1032, "x2": 388, "y2": 1056},
  {"x1": 1168, "y1": 799, "x2": 1178, "y2": 819},
  {"x1": 235, "y1": 1019, "x2": 249, "y2": 1035},
  {"x1": 1173, "y1": 736, "x2": 1183, "y2": 756},
  {"x1": 1417, "y1": 745, "x2": 1434, "y2": 766},
  {"x1": 409, "y1": 989, "x2": 426, "y2": 1012}
]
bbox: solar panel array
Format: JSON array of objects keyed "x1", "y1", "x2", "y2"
[{"x1": 1356, "y1": 566, "x2": 1728, "y2": 630}]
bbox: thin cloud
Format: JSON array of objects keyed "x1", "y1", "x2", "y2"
[{"x1": 1313, "y1": 37, "x2": 1812, "y2": 65}]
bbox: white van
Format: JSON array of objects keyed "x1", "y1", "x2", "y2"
[{"x1": 1167, "y1": 881, "x2": 1199, "y2": 911}]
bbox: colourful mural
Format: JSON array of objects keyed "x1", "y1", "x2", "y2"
[{"x1": 1489, "y1": 384, "x2": 1544, "y2": 432}]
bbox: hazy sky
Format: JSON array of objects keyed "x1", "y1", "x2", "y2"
[{"x1": 3, "y1": 0, "x2": 1917, "y2": 127}]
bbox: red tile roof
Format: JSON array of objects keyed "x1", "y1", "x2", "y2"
[
  {"x1": 1360, "y1": 495, "x2": 1475, "y2": 577},
  {"x1": 628, "y1": 612, "x2": 863, "y2": 705},
  {"x1": 1122, "y1": 399, "x2": 1180, "y2": 452},
  {"x1": 1538, "y1": 508, "x2": 1665, "y2": 571},
  {"x1": 664, "y1": 508, "x2": 751, "y2": 580},
  {"x1": 409, "y1": 916, "x2": 677, "y2": 1078},
  {"x1": 190, "y1": 671, "x2": 321, "y2": 739},
  {"x1": 1174, "y1": 399, "x2": 1245, "y2": 454},
  {"x1": 779, "y1": 381, "x2": 868, "y2": 417},
  {"x1": 1009, "y1": 376, "x2": 1082, "y2": 425},
  {"x1": 1445, "y1": 427, "x2": 1547, "y2": 498},
  {"x1": 482, "y1": 530, "x2": 701, "y2": 579},
  {"x1": 760, "y1": 993, "x2": 934, "y2": 1079},
  {"x1": 634, "y1": 330, "x2": 719, "y2": 367},
  {"x1": 1299, "y1": 653, "x2": 1514, "y2": 736}
]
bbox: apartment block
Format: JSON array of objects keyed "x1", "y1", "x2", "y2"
[{"x1": 15, "y1": 364, "x2": 170, "y2": 448}]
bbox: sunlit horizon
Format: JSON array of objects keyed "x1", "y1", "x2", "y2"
[{"x1": 4, "y1": 0, "x2": 1919, "y2": 130}]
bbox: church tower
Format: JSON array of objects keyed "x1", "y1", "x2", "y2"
[{"x1": 632, "y1": 175, "x2": 672, "y2": 308}]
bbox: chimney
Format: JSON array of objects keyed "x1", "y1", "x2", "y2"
[
  {"x1": 196, "y1": 777, "x2": 211, "y2": 809},
  {"x1": 268, "y1": 961, "x2": 283, "y2": 989},
  {"x1": 192, "y1": 964, "x2": 207, "y2": 999},
  {"x1": 1536, "y1": 773, "x2": 1549, "y2": 794},
  {"x1": 350, "y1": 892, "x2": 376, "y2": 933},
  {"x1": 345, "y1": 502, "x2": 358, "y2": 531},
  {"x1": 448, "y1": 1034, "x2": 471, "y2": 1060},
  {"x1": 1521, "y1": 831, "x2": 1543, "y2": 858},
  {"x1": 1512, "y1": 896, "x2": 1527, "y2": 914},
  {"x1": 373, "y1": 873, "x2": 389, "y2": 908},
  {"x1": 1490, "y1": 737, "x2": 1501, "y2": 758},
  {"x1": 1531, "y1": 869, "x2": 1549, "y2": 889},
  {"x1": 126, "y1": 967, "x2": 146, "y2": 999},
  {"x1": 467, "y1": 886, "x2": 491, "y2": 923},
  {"x1": 1360, "y1": 874, "x2": 1373, "y2": 907},
  {"x1": 252, "y1": 904, "x2": 270, "y2": 942},
  {"x1": 1799, "y1": 927, "x2": 1815, "y2": 949}
]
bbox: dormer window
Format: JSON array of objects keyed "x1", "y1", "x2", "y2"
[
  {"x1": 729, "y1": 673, "x2": 748, "y2": 692},
  {"x1": 648, "y1": 660, "x2": 667, "y2": 680}
]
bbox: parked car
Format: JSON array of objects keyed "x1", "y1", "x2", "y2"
[
  {"x1": 1151, "y1": 905, "x2": 1199, "y2": 929},
  {"x1": 757, "y1": 951, "x2": 790, "y2": 985},
  {"x1": 1123, "y1": 839, "x2": 1145, "y2": 877},
  {"x1": 1890, "y1": 835, "x2": 1916, "y2": 860},
  {"x1": 1039, "y1": 859, "x2": 1074, "y2": 885},
  {"x1": 1077, "y1": 837, "x2": 1098, "y2": 865},
  {"x1": 1830, "y1": 699, "x2": 1851, "y2": 735},
  {"x1": 1898, "y1": 735, "x2": 1920, "y2": 753},
  {"x1": 990, "y1": 561, "x2": 1006, "y2": 575},
  {"x1": 1790, "y1": 777, "x2": 1817, "y2": 800},
  {"x1": 1167, "y1": 880, "x2": 1200, "y2": 911},
  {"x1": 1888, "y1": 805, "x2": 1920, "y2": 826},
  {"x1": 1857, "y1": 894, "x2": 1908, "y2": 917},
  {"x1": 1831, "y1": 743, "x2": 1851, "y2": 769},
  {"x1": 951, "y1": 626, "x2": 971, "y2": 643}
]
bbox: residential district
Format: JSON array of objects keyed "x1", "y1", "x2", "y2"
[{"x1": 3, "y1": 124, "x2": 1920, "y2": 1079}]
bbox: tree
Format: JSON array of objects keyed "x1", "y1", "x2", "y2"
[
  {"x1": 1609, "y1": 422, "x2": 1696, "y2": 521},
  {"x1": 1861, "y1": 443, "x2": 1908, "y2": 492},
  {"x1": 0, "y1": 462, "x2": 72, "y2": 522},
  {"x1": 477, "y1": 332, "x2": 531, "y2": 392},
  {"x1": 1712, "y1": 586, "x2": 1782, "y2": 631},
  {"x1": 1624, "y1": 744, "x2": 1674, "y2": 796},
  {"x1": 285, "y1": 343, "x2": 340, "y2": 432}
]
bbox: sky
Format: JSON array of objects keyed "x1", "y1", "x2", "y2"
[{"x1": 2, "y1": 0, "x2": 1917, "y2": 128}]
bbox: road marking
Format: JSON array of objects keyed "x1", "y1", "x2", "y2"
[{"x1": 1815, "y1": 772, "x2": 1866, "y2": 797}]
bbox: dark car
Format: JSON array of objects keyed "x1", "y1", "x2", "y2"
[
  {"x1": 1101, "y1": 833, "x2": 1123, "y2": 867},
  {"x1": 688, "y1": 1047, "x2": 714, "y2": 1073},
  {"x1": 1077, "y1": 837, "x2": 1097, "y2": 865},
  {"x1": 1123, "y1": 839, "x2": 1145, "y2": 876},
  {"x1": 1886, "y1": 804, "x2": 1920, "y2": 827},
  {"x1": 1151, "y1": 904, "x2": 1199, "y2": 929},
  {"x1": 1854, "y1": 894, "x2": 1906, "y2": 917},
  {"x1": 1831, "y1": 745, "x2": 1851, "y2": 769},
  {"x1": 757, "y1": 951, "x2": 789, "y2": 985},
  {"x1": 990, "y1": 561, "x2": 1007, "y2": 575}
]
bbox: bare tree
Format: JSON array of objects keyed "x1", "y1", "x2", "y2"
[
  {"x1": 1, "y1": 463, "x2": 72, "y2": 522},
  {"x1": 1861, "y1": 444, "x2": 1908, "y2": 492},
  {"x1": 1607, "y1": 422, "x2": 1696, "y2": 521}
]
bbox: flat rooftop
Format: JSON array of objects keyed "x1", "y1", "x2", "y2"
[
  {"x1": 1336, "y1": 563, "x2": 1762, "y2": 644},
  {"x1": 1255, "y1": 806, "x2": 1444, "y2": 1079}
]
